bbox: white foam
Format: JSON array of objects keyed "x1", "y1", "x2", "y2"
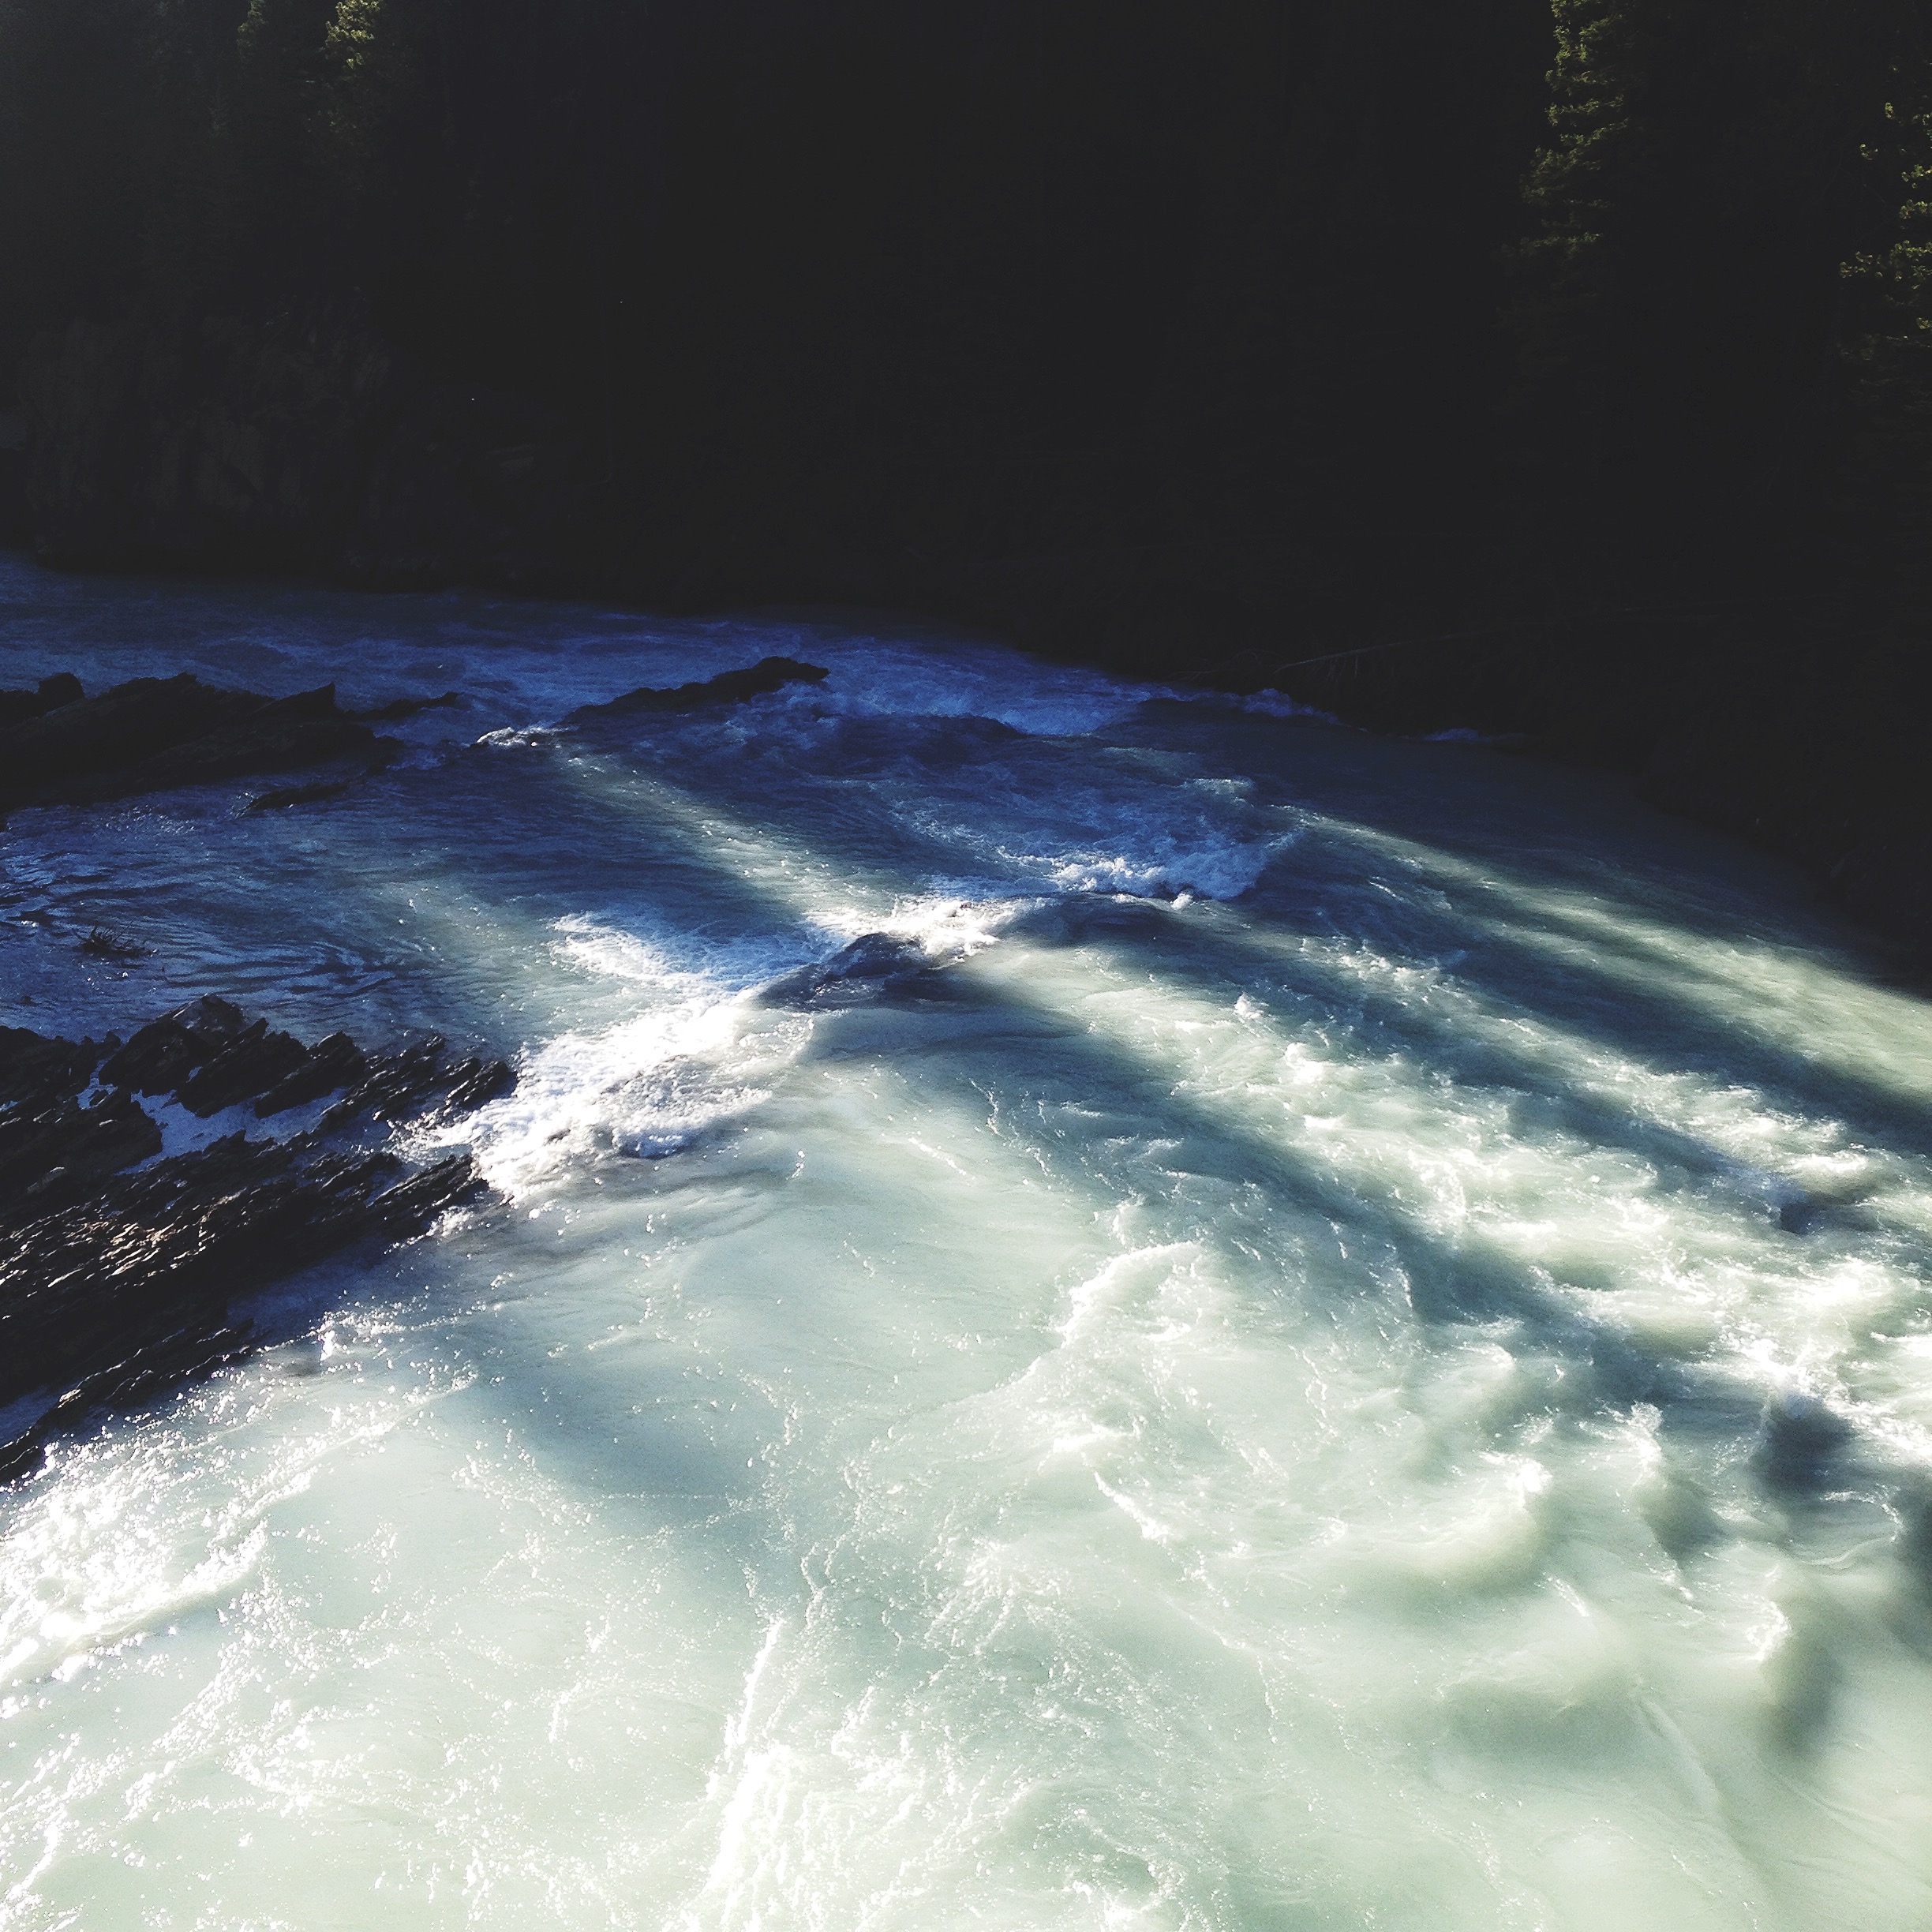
[
  {"x1": 1035, "y1": 836, "x2": 1290, "y2": 900},
  {"x1": 430, "y1": 919, "x2": 818, "y2": 1195}
]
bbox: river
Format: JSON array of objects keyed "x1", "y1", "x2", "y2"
[{"x1": 2, "y1": 556, "x2": 1931, "y2": 1930}]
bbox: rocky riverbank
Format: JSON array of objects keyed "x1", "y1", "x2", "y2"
[{"x1": 0, "y1": 997, "x2": 511, "y2": 1481}]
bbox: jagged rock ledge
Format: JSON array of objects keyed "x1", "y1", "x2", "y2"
[
  {"x1": 0, "y1": 995, "x2": 515, "y2": 1482},
  {"x1": 0, "y1": 670, "x2": 409, "y2": 819}
]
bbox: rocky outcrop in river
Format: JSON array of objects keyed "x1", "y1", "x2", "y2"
[{"x1": 0, "y1": 670, "x2": 399, "y2": 818}]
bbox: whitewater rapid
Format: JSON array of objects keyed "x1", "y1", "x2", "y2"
[{"x1": 2, "y1": 557, "x2": 1931, "y2": 1930}]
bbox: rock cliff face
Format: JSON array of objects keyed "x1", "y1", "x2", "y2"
[{"x1": 21, "y1": 305, "x2": 590, "y2": 587}]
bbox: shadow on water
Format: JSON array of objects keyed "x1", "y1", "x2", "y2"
[
  {"x1": 1024, "y1": 893, "x2": 1932, "y2": 1252},
  {"x1": 581, "y1": 697, "x2": 1932, "y2": 1157},
  {"x1": 1259, "y1": 825, "x2": 1932, "y2": 1151},
  {"x1": 38, "y1": 703, "x2": 1930, "y2": 1579},
  {"x1": 527, "y1": 742, "x2": 1932, "y2": 1520},
  {"x1": 436, "y1": 717, "x2": 1932, "y2": 1241}
]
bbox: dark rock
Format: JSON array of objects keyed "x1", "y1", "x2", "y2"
[
  {"x1": 0, "y1": 1026, "x2": 104, "y2": 1106},
  {"x1": 0, "y1": 674, "x2": 395, "y2": 815},
  {"x1": 0, "y1": 989, "x2": 521, "y2": 1484},
  {"x1": 370, "y1": 1151, "x2": 485, "y2": 1232},
  {"x1": 253, "y1": 1032, "x2": 367, "y2": 1115},
  {"x1": 0, "y1": 1130, "x2": 358, "y2": 1413},
  {"x1": 568, "y1": 656, "x2": 829, "y2": 721},
  {"x1": 0, "y1": 993, "x2": 516, "y2": 1482},
  {"x1": 98, "y1": 1019, "x2": 202, "y2": 1096},
  {"x1": 323, "y1": 1035, "x2": 451, "y2": 1128},
  {"x1": 99, "y1": 996, "x2": 249, "y2": 1095},
  {"x1": 759, "y1": 932, "x2": 929, "y2": 1007},
  {"x1": 0, "y1": 673, "x2": 269, "y2": 805},
  {"x1": 41, "y1": 686, "x2": 394, "y2": 809},
  {"x1": 0, "y1": 673, "x2": 84, "y2": 729},
  {"x1": 246, "y1": 778, "x2": 353, "y2": 812},
  {"x1": 0, "y1": 1323, "x2": 260, "y2": 1485},
  {"x1": 443, "y1": 1056, "x2": 517, "y2": 1114},
  {"x1": 177, "y1": 1020, "x2": 310, "y2": 1117},
  {"x1": 0, "y1": 1088, "x2": 162, "y2": 1212},
  {"x1": 299, "y1": 1044, "x2": 511, "y2": 1129},
  {"x1": 174, "y1": 994, "x2": 252, "y2": 1044}
]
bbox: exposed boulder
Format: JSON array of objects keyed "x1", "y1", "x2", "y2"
[
  {"x1": 0, "y1": 676, "x2": 262, "y2": 799},
  {"x1": 0, "y1": 1088, "x2": 163, "y2": 1211},
  {"x1": 47, "y1": 686, "x2": 392, "y2": 809},
  {"x1": 253, "y1": 1032, "x2": 367, "y2": 1114},
  {"x1": 0, "y1": 1024, "x2": 106, "y2": 1104},
  {"x1": 176, "y1": 1020, "x2": 311, "y2": 1118},
  {"x1": 98, "y1": 996, "x2": 249, "y2": 1093}
]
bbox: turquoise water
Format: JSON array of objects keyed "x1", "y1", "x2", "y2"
[{"x1": 3, "y1": 558, "x2": 1932, "y2": 1930}]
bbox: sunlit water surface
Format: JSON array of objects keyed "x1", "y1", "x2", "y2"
[{"x1": 3, "y1": 557, "x2": 1932, "y2": 1930}]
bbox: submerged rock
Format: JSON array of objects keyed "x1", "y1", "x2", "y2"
[
  {"x1": 245, "y1": 777, "x2": 354, "y2": 811},
  {"x1": 0, "y1": 1003, "x2": 515, "y2": 1482},
  {"x1": 352, "y1": 690, "x2": 464, "y2": 723},
  {"x1": 1753, "y1": 1390, "x2": 1855, "y2": 1492},
  {"x1": 567, "y1": 655, "x2": 829, "y2": 721}
]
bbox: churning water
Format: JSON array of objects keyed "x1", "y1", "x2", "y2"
[{"x1": 3, "y1": 556, "x2": 1932, "y2": 1930}]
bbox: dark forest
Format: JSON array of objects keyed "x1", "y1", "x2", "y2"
[{"x1": 4, "y1": 0, "x2": 1931, "y2": 939}]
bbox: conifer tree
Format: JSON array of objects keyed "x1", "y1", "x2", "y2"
[{"x1": 1843, "y1": 55, "x2": 1932, "y2": 560}]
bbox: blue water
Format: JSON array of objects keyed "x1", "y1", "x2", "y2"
[{"x1": 2, "y1": 556, "x2": 1931, "y2": 1930}]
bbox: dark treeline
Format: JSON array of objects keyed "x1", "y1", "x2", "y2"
[
  {"x1": 2, "y1": 2, "x2": 1931, "y2": 936},
  {"x1": 6, "y1": 0, "x2": 1930, "y2": 569}
]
